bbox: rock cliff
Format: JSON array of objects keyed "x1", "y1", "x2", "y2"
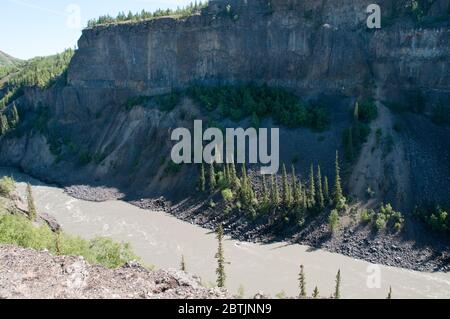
[{"x1": 1, "y1": 0, "x2": 450, "y2": 209}]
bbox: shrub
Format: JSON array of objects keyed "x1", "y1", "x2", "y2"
[
  {"x1": 0, "y1": 176, "x2": 15, "y2": 197},
  {"x1": 328, "y1": 210, "x2": 340, "y2": 233},
  {"x1": 155, "y1": 92, "x2": 181, "y2": 112},
  {"x1": 221, "y1": 189, "x2": 234, "y2": 202},
  {"x1": 360, "y1": 209, "x2": 373, "y2": 223},
  {"x1": 358, "y1": 100, "x2": 378, "y2": 123},
  {"x1": 0, "y1": 213, "x2": 138, "y2": 268}
]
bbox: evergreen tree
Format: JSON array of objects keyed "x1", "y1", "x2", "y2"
[
  {"x1": 298, "y1": 265, "x2": 306, "y2": 297},
  {"x1": 334, "y1": 269, "x2": 341, "y2": 299},
  {"x1": 312, "y1": 286, "x2": 319, "y2": 298},
  {"x1": 230, "y1": 161, "x2": 238, "y2": 189},
  {"x1": 308, "y1": 164, "x2": 316, "y2": 206},
  {"x1": 354, "y1": 101, "x2": 359, "y2": 121},
  {"x1": 215, "y1": 224, "x2": 226, "y2": 288},
  {"x1": 281, "y1": 164, "x2": 292, "y2": 207},
  {"x1": 11, "y1": 103, "x2": 19, "y2": 126},
  {"x1": 334, "y1": 151, "x2": 344, "y2": 208},
  {"x1": 26, "y1": 183, "x2": 36, "y2": 221},
  {"x1": 270, "y1": 175, "x2": 280, "y2": 207},
  {"x1": 199, "y1": 164, "x2": 206, "y2": 192},
  {"x1": 209, "y1": 163, "x2": 217, "y2": 192},
  {"x1": 55, "y1": 229, "x2": 62, "y2": 255},
  {"x1": 262, "y1": 174, "x2": 269, "y2": 204},
  {"x1": 387, "y1": 286, "x2": 392, "y2": 299},
  {"x1": 291, "y1": 166, "x2": 301, "y2": 207},
  {"x1": 0, "y1": 114, "x2": 9, "y2": 135},
  {"x1": 324, "y1": 176, "x2": 330, "y2": 204},
  {"x1": 316, "y1": 165, "x2": 325, "y2": 209},
  {"x1": 181, "y1": 255, "x2": 187, "y2": 272}
]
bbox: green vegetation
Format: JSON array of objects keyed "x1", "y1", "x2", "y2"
[
  {"x1": 198, "y1": 155, "x2": 345, "y2": 231},
  {"x1": 334, "y1": 269, "x2": 341, "y2": 299},
  {"x1": 0, "y1": 176, "x2": 15, "y2": 197},
  {"x1": 0, "y1": 213, "x2": 138, "y2": 269},
  {"x1": 360, "y1": 204, "x2": 404, "y2": 232},
  {"x1": 328, "y1": 210, "x2": 340, "y2": 233},
  {"x1": 312, "y1": 286, "x2": 319, "y2": 298},
  {"x1": 298, "y1": 264, "x2": 306, "y2": 297},
  {"x1": 414, "y1": 205, "x2": 450, "y2": 235},
  {"x1": 343, "y1": 101, "x2": 377, "y2": 162},
  {"x1": 187, "y1": 84, "x2": 329, "y2": 130},
  {"x1": 215, "y1": 224, "x2": 226, "y2": 288},
  {"x1": 180, "y1": 255, "x2": 187, "y2": 271},
  {"x1": 26, "y1": 183, "x2": 37, "y2": 221},
  {"x1": 87, "y1": 2, "x2": 208, "y2": 28},
  {"x1": 0, "y1": 49, "x2": 74, "y2": 109}
]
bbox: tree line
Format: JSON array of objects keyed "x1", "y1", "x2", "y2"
[
  {"x1": 199, "y1": 151, "x2": 346, "y2": 227},
  {"x1": 87, "y1": 1, "x2": 208, "y2": 28}
]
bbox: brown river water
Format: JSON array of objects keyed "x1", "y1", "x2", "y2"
[{"x1": 2, "y1": 168, "x2": 449, "y2": 299}]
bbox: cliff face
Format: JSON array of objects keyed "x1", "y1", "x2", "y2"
[
  {"x1": 1, "y1": 0, "x2": 450, "y2": 209},
  {"x1": 69, "y1": 0, "x2": 450, "y2": 102}
]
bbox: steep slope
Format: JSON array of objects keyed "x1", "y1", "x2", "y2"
[
  {"x1": 1, "y1": 0, "x2": 450, "y2": 209},
  {"x1": 0, "y1": 50, "x2": 21, "y2": 68}
]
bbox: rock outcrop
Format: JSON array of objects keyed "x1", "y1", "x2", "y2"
[{"x1": 0, "y1": 245, "x2": 229, "y2": 299}]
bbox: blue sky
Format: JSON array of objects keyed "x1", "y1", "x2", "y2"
[{"x1": 0, "y1": 0, "x2": 195, "y2": 60}]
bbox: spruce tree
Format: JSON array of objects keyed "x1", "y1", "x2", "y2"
[
  {"x1": 387, "y1": 286, "x2": 392, "y2": 299},
  {"x1": 334, "y1": 151, "x2": 344, "y2": 208},
  {"x1": 298, "y1": 265, "x2": 306, "y2": 297},
  {"x1": 316, "y1": 165, "x2": 325, "y2": 209},
  {"x1": 181, "y1": 255, "x2": 187, "y2": 272},
  {"x1": 0, "y1": 114, "x2": 9, "y2": 135},
  {"x1": 55, "y1": 229, "x2": 62, "y2": 255},
  {"x1": 271, "y1": 175, "x2": 280, "y2": 207},
  {"x1": 262, "y1": 174, "x2": 269, "y2": 204},
  {"x1": 199, "y1": 164, "x2": 206, "y2": 192},
  {"x1": 230, "y1": 161, "x2": 238, "y2": 190},
  {"x1": 354, "y1": 101, "x2": 359, "y2": 121},
  {"x1": 26, "y1": 183, "x2": 37, "y2": 221},
  {"x1": 11, "y1": 103, "x2": 19, "y2": 126},
  {"x1": 347, "y1": 128, "x2": 354, "y2": 160},
  {"x1": 215, "y1": 224, "x2": 226, "y2": 288},
  {"x1": 324, "y1": 176, "x2": 330, "y2": 204},
  {"x1": 209, "y1": 163, "x2": 217, "y2": 192},
  {"x1": 281, "y1": 164, "x2": 292, "y2": 207},
  {"x1": 313, "y1": 286, "x2": 319, "y2": 298},
  {"x1": 334, "y1": 269, "x2": 341, "y2": 299},
  {"x1": 308, "y1": 164, "x2": 316, "y2": 206}
]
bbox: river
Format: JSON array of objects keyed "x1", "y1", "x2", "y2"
[{"x1": 1, "y1": 167, "x2": 449, "y2": 299}]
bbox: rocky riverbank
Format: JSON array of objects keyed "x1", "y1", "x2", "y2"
[
  {"x1": 62, "y1": 184, "x2": 450, "y2": 273},
  {"x1": 0, "y1": 245, "x2": 230, "y2": 299}
]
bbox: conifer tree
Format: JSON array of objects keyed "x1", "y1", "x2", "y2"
[
  {"x1": 26, "y1": 183, "x2": 36, "y2": 221},
  {"x1": 316, "y1": 165, "x2": 325, "y2": 209},
  {"x1": 334, "y1": 151, "x2": 344, "y2": 207},
  {"x1": 11, "y1": 103, "x2": 19, "y2": 126},
  {"x1": 387, "y1": 286, "x2": 392, "y2": 299},
  {"x1": 0, "y1": 114, "x2": 9, "y2": 135},
  {"x1": 334, "y1": 269, "x2": 341, "y2": 299},
  {"x1": 209, "y1": 163, "x2": 217, "y2": 192},
  {"x1": 181, "y1": 255, "x2": 187, "y2": 272},
  {"x1": 55, "y1": 229, "x2": 62, "y2": 255},
  {"x1": 281, "y1": 164, "x2": 292, "y2": 207},
  {"x1": 309, "y1": 164, "x2": 316, "y2": 206},
  {"x1": 324, "y1": 176, "x2": 330, "y2": 204},
  {"x1": 230, "y1": 161, "x2": 238, "y2": 189},
  {"x1": 215, "y1": 224, "x2": 226, "y2": 288},
  {"x1": 291, "y1": 166, "x2": 301, "y2": 207},
  {"x1": 262, "y1": 174, "x2": 269, "y2": 204},
  {"x1": 354, "y1": 101, "x2": 359, "y2": 121},
  {"x1": 271, "y1": 175, "x2": 280, "y2": 207},
  {"x1": 298, "y1": 265, "x2": 306, "y2": 297},
  {"x1": 199, "y1": 164, "x2": 206, "y2": 192},
  {"x1": 313, "y1": 286, "x2": 319, "y2": 298}
]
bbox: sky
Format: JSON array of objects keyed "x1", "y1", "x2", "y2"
[{"x1": 0, "y1": 0, "x2": 195, "y2": 60}]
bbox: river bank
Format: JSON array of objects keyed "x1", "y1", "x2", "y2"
[
  {"x1": 65, "y1": 183, "x2": 450, "y2": 273},
  {"x1": 2, "y1": 167, "x2": 450, "y2": 298}
]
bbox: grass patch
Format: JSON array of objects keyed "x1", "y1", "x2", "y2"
[{"x1": 0, "y1": 212, "x2": 139, "y2": 269}]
